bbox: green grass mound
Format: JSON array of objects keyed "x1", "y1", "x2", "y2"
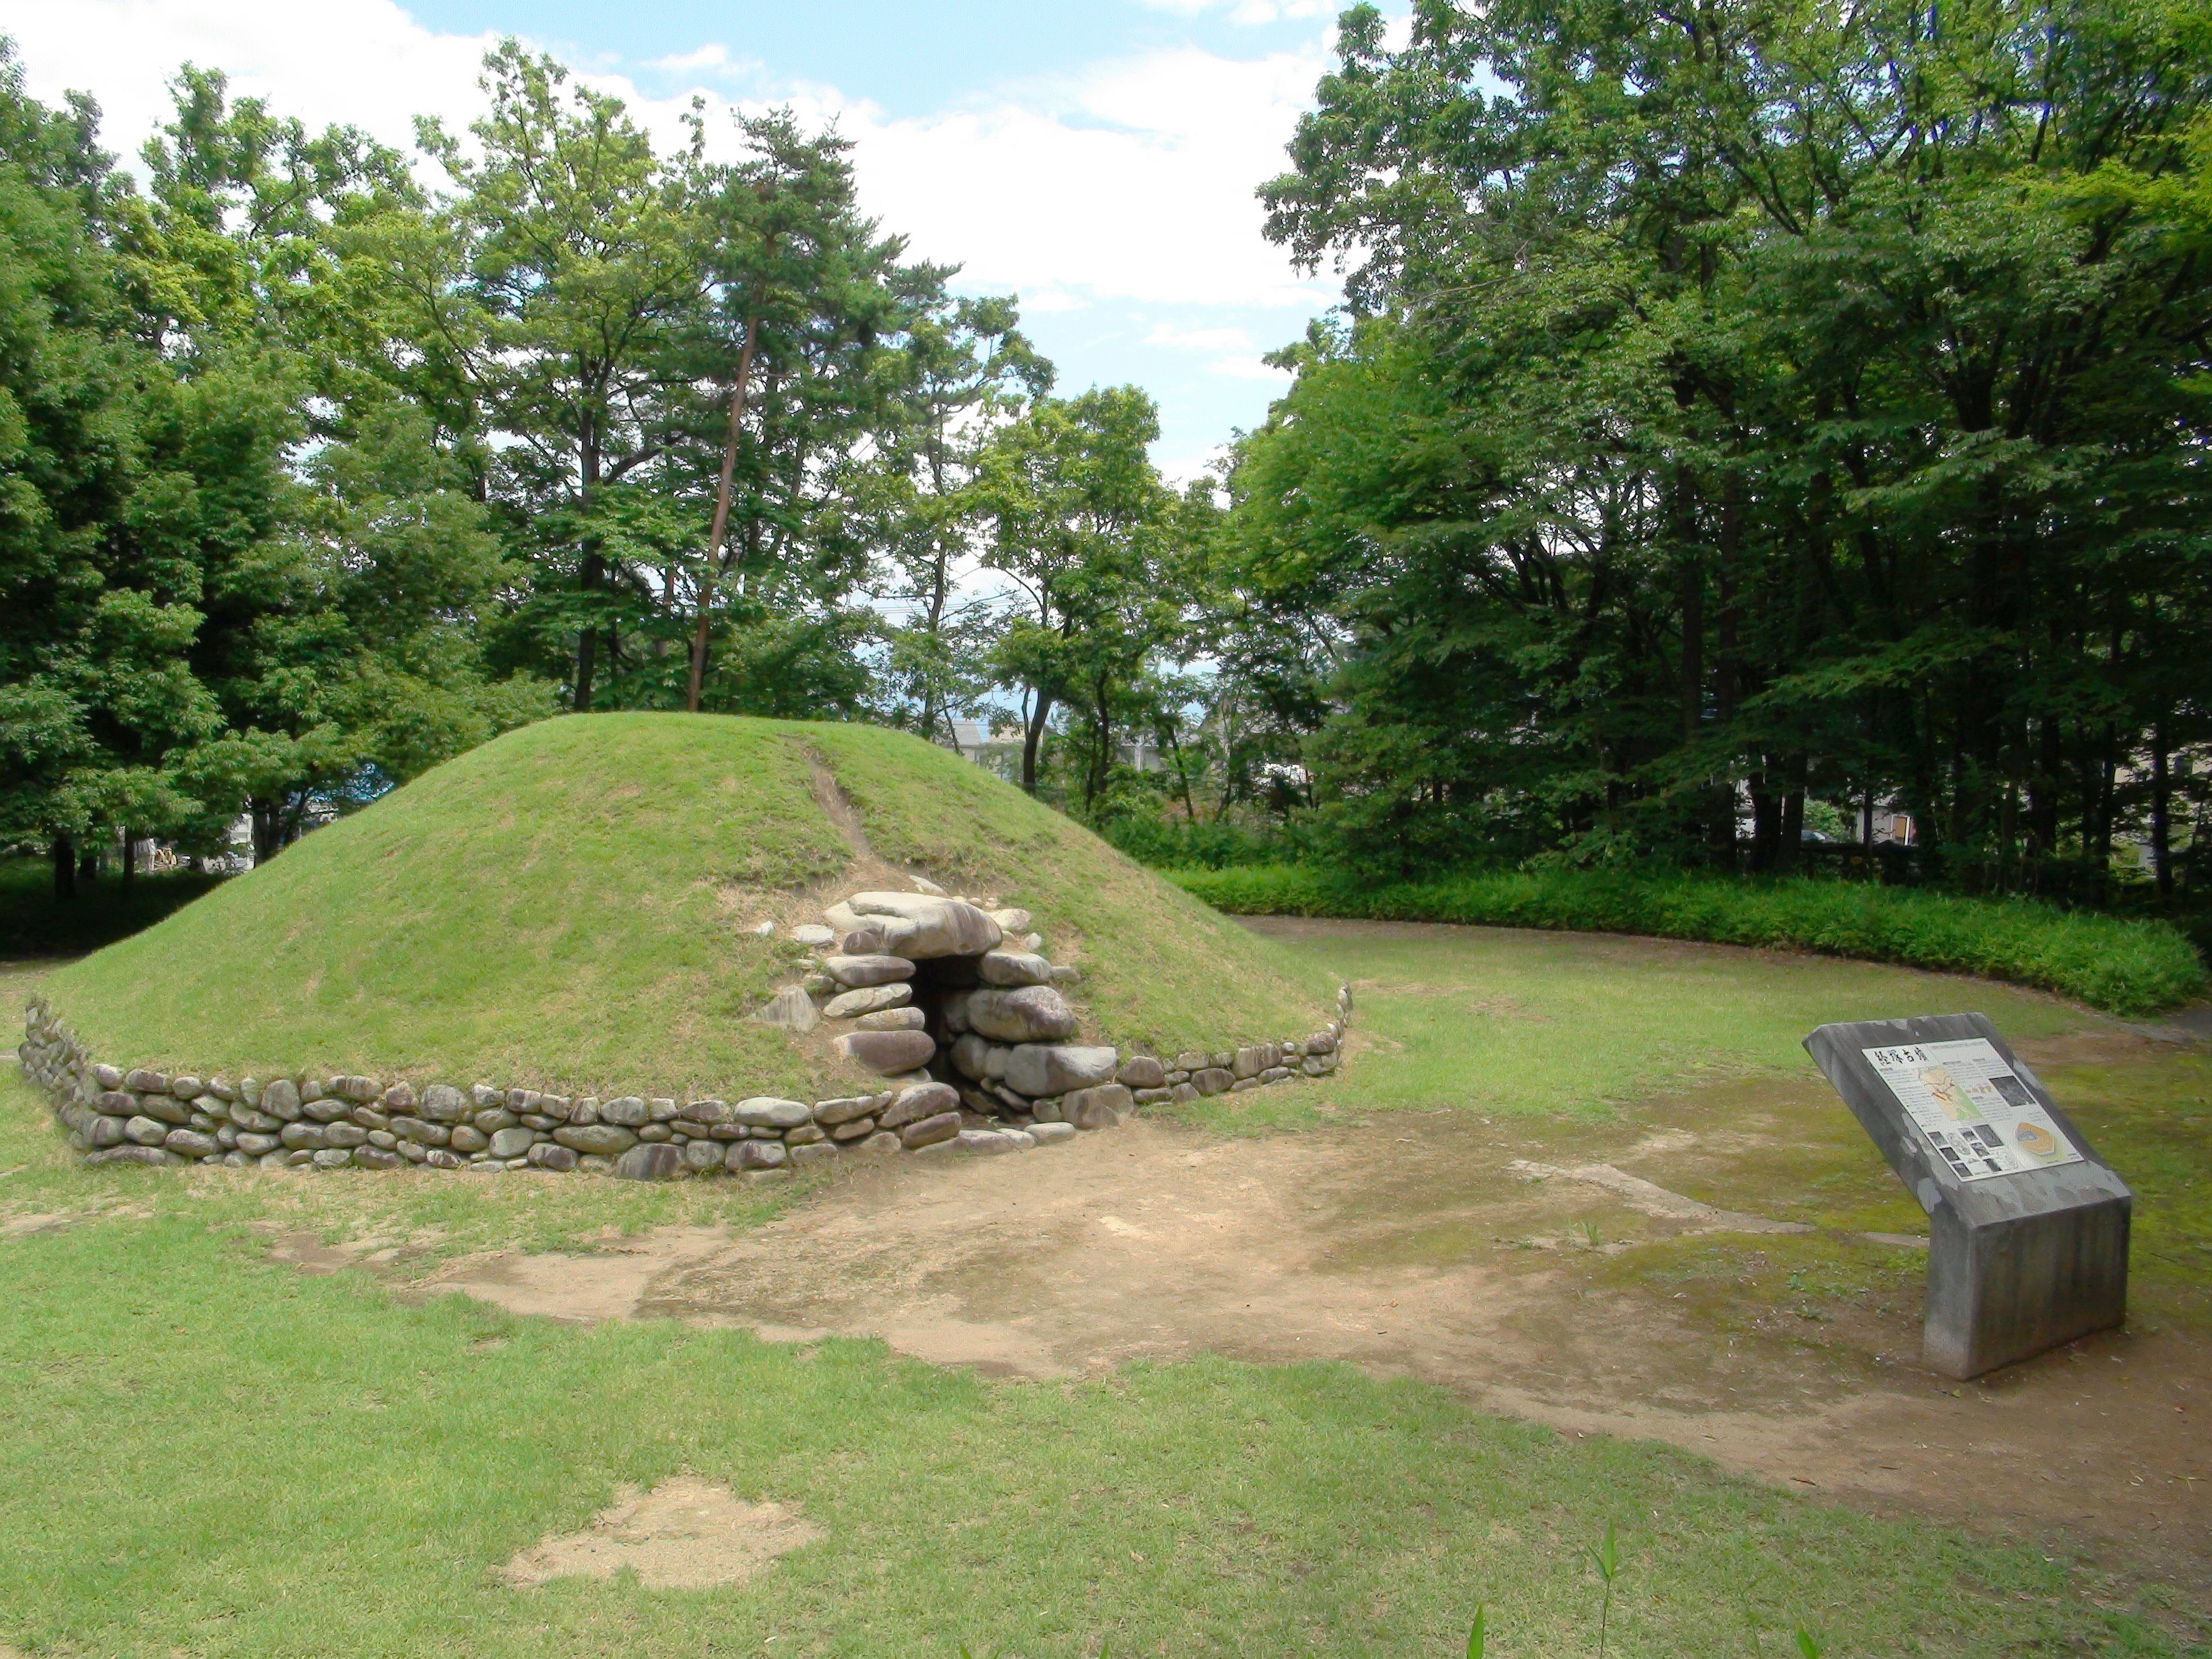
[
  {"x1": 1170, "y1": 864, "x2": 2207, "y2": 1018},
  {"x1": 38, "y1": 716, "x2": 1336, "y2": 1100}
]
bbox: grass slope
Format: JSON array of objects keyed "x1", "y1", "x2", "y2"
[{"x1": 35, "y1": 715, "x2": 1332, "y2": 1098}]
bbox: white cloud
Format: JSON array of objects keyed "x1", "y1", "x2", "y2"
[
  {"x1": 1208, "y1": 355, "x2": 1293, "y2": 380},
  {"x1": 1148, "y1": 324, "x2": 1256, "y2": 352},
  {"x1": 0, "y1": 0, "x2": 1329, "y2": 312},
  {"x1": 1139, "y1": 0, "x2": 1329, "y2": 23}
]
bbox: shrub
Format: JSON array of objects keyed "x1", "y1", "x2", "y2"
[{"x1": 1167, "y1": 865, "x2": 2209, "y2": 1017}]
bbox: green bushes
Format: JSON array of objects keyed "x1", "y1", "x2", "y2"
[{"x1": 1168, "y1": 865, "x2": 2209, "y2": 1017}]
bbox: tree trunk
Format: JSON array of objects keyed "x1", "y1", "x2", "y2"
[
  {"x1": 50, "y1": 833, "x2": 74, "y2": 901},
  {"x1": 688, "y1": 259, "x2": 778, "y2": 713},
  {"x1": 77, "y1": 846, "x2": 98, "y2": 884},
  {"x1": 2151, "y1": 723, "x2": 2173, "y2": 900},
  {"x1": 1021, "y1": 692, "x2": 1053, "y2": 795},
  {"x1": 574, "y1": 411, "x2": 604, "y2": 713}
]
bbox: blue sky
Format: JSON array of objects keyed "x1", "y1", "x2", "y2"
[{"x1": 2, "y1": 0, "x2": 1366, "y2": 474}]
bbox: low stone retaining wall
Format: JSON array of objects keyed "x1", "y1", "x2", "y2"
[{"x1": 15, "y1": 885, "x2": 1351, "y2": 1181}]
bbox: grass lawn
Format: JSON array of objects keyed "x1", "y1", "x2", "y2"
[
  {"x1": 5, "y1": 925, "x2": 2206, "y2": 1656},
  {"x1": 1165, "y1": 919, "x2": 2095, "y2": 1133}
]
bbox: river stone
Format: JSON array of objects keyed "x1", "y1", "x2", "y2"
[
  {"x1": 164, "y1": 1128, "x2": 221, "y2": 1158},
  {"x1": 879, "y1": 1082, "x2": 961, "y2": 1130},
  {"x1": 527, "y1": 1142, "x2": 579, "y2": 1171},
  {"x1": 828, "y1": 1117, "x2": 877, "y2": 1141},
  {"x1": 95, "y1": 1089, "x2": 136, "y2": 1116},
  {"x1": 729, "y1": 1139, "x2": 787, "y2": 1172},
  {"x1": 825, "y1": 982, "x2": 914, "y2": 1019},
  {"x1": 1189, "y1": 1068, "x2": 1233, "y2": 1096},
  {"x1": 855, "y1": 1006, "x2": 926, "y2": 1031},
  {"x1": 681, "y1": 1098, "x2": 734, "y2": 1126},
  {"x1": 322, "y1": 1123, "x2": 370, "y2": 1149},
  {"x1": 488, "y1": 1126, "x2": 539, "y2": 1159},
  {"x1": 790, "y1": 1142, "x2": 838, "y2": 1167},
  {"x1": 382, "y1": 1082, "x2": 418, "y2": 1113},
  {"x1": 279, "y1": 1122, "x2": 326, "y2": 1150},
  {"x1": 1000, "y1": 1044, "x2": 1119, "y2": 1099},
  {"x1": 553, "y1": 1124, "x2": 638, "y2": 1156},
  {"x1": 91, "y1": 1145, "x2": 179, "y2": 1166},
  {"x1": 990, "y1": 907, "x2": 1032, "y2": 934},
  {"x1": 169, "y1": 1075, "x2": 204, "y2": 1099},
  {"x1": 791, "y1": 923, "x2": 836, "y2": 947},
  {"x1": 976, "y1": 950, "x2": 1053, "y2": 988},
  {"x1": 956, "y1": 1128, "x2": 1029, "y2": 1155},
  {"x1": 1029, "y1": 1121, "x2": 1078, "y2": 1146},
  {"x1": 418, "y1": 1084, "x2": 469, "y2": 1124},
  {"x1": 899, "y1": 1110, "x2": 961, "y2": 1150},
  {"x1": 88, "y1": 1115, "x2": 128, "y2": 1149},
  {"x1": 599, "y1": 1095, "x2": 651, "y2": 1128},
  {"x1": 447, "y1": 1125, "x2": 489, "y2": 1153},
  {"x1": 237, "y1": 1131, "x2": 281, "y2": 1155},
  {"x1": 123, "y1": 1068, "x2": 168, "y2": 1093},
  {"x1": 852, "y1": 1130, "x2": 902, "y2": 1156},
  {"x1": 422, "y1": 1148, "x2": 465, "y2": 1169},
  {"x1": 390, "y1": 1118, "x2": 448, "y2": 1146},
  {"x1": 309, "y1": 1147, "x2": 352, "y2": 1168},
  {"x1": 1117, "y1": 1055, "x2": 1167, "y2": 1089},
  {"x1": 811, "y1": 1094, "x2": 880, "y2": 1126},
  {"x1": 735, "y1": 1097, "x2": 811, "y2": 1129},
  {"x1": 355, "y1": 1147, "x2": 403, "y2": 1170},
  {"x1": 682, "y1": 1138, "x2": 724, "y2": 1172},
  {"x1": 843, "y1": 893, "x2": 1002, "y2": 959},
  {"x1": 948, "y1": 1032, "x2": 993, "y2": 1081},
  {"x1": 1307, "y1": 1029, "x2": 1339, "y2": 1054},
  {"x1": 757, "y1": 984, "x2": 821, "y2": 1033},
  {"x1": 822, "y1": 953, "x2": 917, "y2": 989},
  {"x1": 132, "y1": 1092, "x2": 191, "y2": 1126},
  {"x1": 93, "y1": 1063, "x2": 122, "y2": 1088},
  {"x1": 1064, "y1": 1083, "x2": 1132, "y2": 1130},
  {"x1": 963, "y1": 985, "x2": 1077, "y2": 1044},
  {"x1": 120, "y1": 1114, "x2": 165, "y2": 1147},
  {"x1": 327, "y1": 1075, "x2": 378, "y2": 1103},
  {"x1": 834, "y1": 1029, "x2": 938, "y2": 1076},
  {"x1": 613, "y1": 1143, "x2": 686, "y2": 1182}
]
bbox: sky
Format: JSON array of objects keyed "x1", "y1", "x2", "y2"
[{"x1": 0, "y1": 0, "x2": 1375, "y2": 478}]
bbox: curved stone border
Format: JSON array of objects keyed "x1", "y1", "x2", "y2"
[{"x1": 14, "y1": 883, "x2": 1353, "y2": 1183}]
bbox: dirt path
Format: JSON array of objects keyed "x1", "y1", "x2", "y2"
[{"x1": 417, "y1": 1098, "x2": 2210, "y2": 1595}]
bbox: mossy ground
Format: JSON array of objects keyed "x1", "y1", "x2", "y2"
[{"x1": 32, "y1": 715, "x2": 1334, "y2": 1102}]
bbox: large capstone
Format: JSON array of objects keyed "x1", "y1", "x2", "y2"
[
  {"x1": 1000, "y1": 1044, "x2": 1119, "y2": 1098},
  {"x1": 976, "y1": 951, "x2": 1053, "y2": 988},
  {"x1": 834, "y1": 1029, "x2": 938, "y2": 1076},
  {"x1": 962, "y1": 985, "x2": 1077, "y2": 1044},
  {"x1": 837, "y1": 893, "x2": 1001, "y2": 959}
]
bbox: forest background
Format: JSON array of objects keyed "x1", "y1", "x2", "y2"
[{"x1": 4, "y1": 0, "x2": 2211, "y2": 927}]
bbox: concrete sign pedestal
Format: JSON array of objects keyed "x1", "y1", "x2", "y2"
[{"x1": 1804, "y1": 1013, "x2": 2131, "y2": 1379}]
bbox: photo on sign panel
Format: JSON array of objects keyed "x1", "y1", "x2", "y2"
[{"x1": 1860, "y1": 1039, "x2": 2085, "y2": 1182}]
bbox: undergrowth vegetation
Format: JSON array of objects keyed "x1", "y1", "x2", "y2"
[{"x1": 1168, "y1": 866, "x2": 2208, "y2": 1018}]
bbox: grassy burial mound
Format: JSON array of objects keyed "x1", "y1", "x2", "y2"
[{"x1": 35, "y1": 714, "x2": 1337, "y2": 1109}]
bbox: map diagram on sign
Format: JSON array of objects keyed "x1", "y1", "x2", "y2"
[{"x1": 1861, "y1": 1039, "x2": 2086, "y2": 1182}]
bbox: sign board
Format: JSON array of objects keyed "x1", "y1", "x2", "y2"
[{"x1": 1804, "y1": 1013, "x2": 2131, "y2": 1379}]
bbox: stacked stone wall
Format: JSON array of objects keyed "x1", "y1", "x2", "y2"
[{"x1": 15, "y1": 884, "x2": 1350, "y2": 1181}]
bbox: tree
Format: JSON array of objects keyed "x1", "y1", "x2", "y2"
[
  {"x1": 1215, "y1": 0, "x2": 2212, "y2": 890},
  {"x1": 977, "y1": 387, "x2": 1186, "y2": 800}
]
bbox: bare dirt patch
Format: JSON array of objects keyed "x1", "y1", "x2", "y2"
[
  {"x1": 413, "y1": 1099, "x2": 2210, "y2": 1596},
  {"x1": 498, "y1": 1477, "x2": 818, "y2": 1590}
]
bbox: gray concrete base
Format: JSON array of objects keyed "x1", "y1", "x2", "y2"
[{"x1": 1806, "y1": 1013, "x2": 2132, "y2": 1379}]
